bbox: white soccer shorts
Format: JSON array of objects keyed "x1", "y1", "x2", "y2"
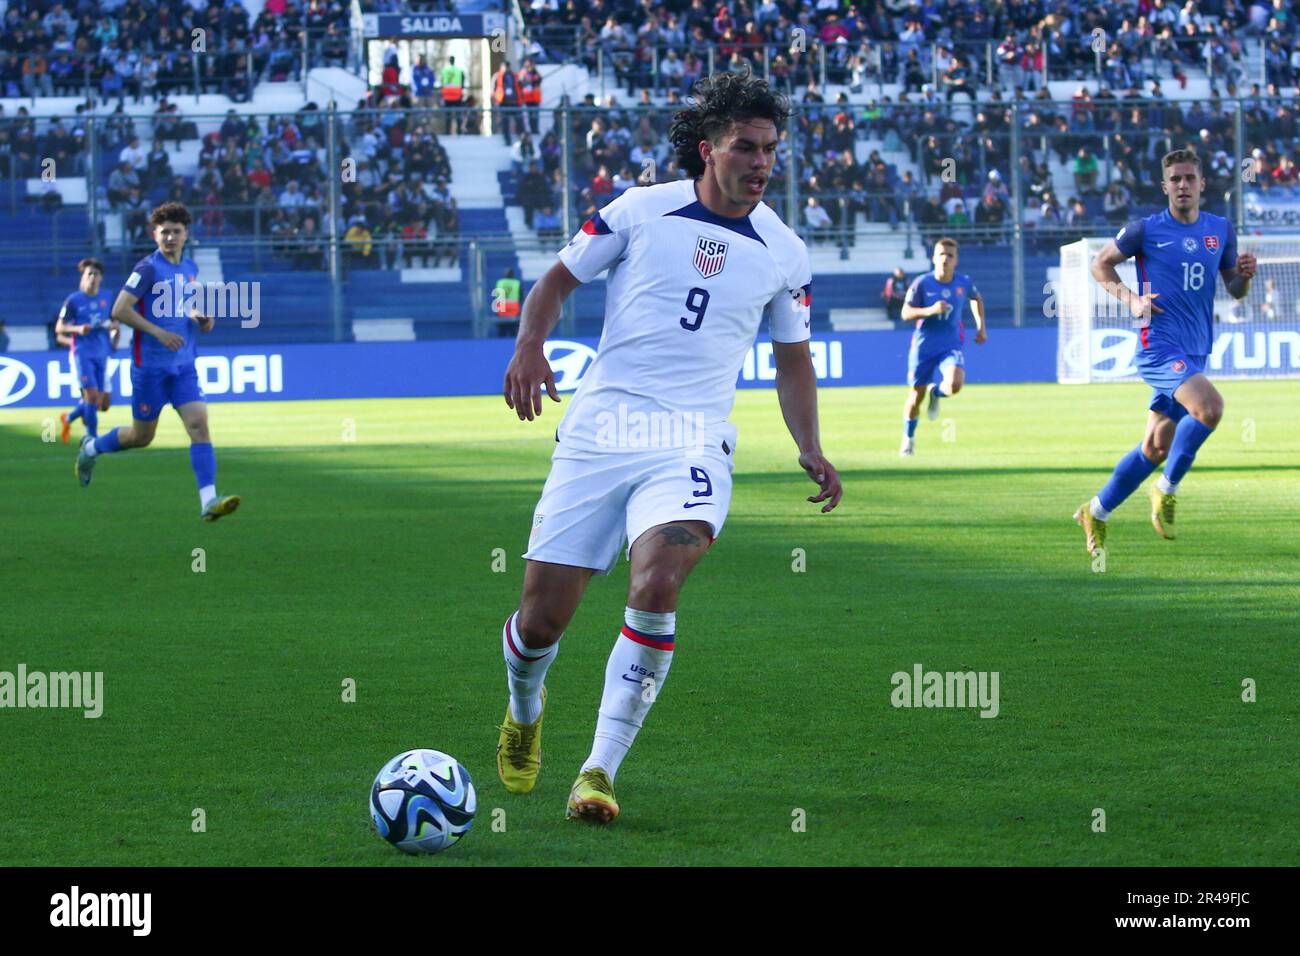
[{"x1": 523, "y1": 445, "x2": 735, "y2": 574}]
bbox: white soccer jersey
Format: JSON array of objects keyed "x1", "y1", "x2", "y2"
[{"x1": 555, "y1": 178, "x2": 812, "y2": 455}]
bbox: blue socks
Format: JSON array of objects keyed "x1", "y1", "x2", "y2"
[
  {"x1": 904, "y1": 418, "x2": 919, "y2": 439},
  {"x1": 1095, "y1": 418, "x2": 1214, "y2": 515},
  {"x1": 67, "y1": 403, "x2": 84, "y2": 423},
  {"x1": 1097, "y1": 444, "x2": 1158, "y2": 512},
  {"x1": 83, "y1": 403, "x2": 98, "y2": 438},
  {"x1": 190, "y1": 442, "x2": 216, "y2": 501},
  {"x1": 84, "y1": 433, "x2": 223, "y2": 508},
  {"x1": 1165, "y1": 416, "x2": 1214, "y2": 485},
  {"x1": 93, "y1": 427, "x2": 122, "y2": 455}
]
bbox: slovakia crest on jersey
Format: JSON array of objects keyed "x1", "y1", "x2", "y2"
[
  {"x1": 1204, "y1": 235, "x2": 1219, "y2": 252},
  {"x1": 693, "y1": 237, "x2": 728, "y2": 279}
]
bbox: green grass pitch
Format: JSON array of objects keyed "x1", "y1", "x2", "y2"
[{"x1": 2, "y1": 380, "x2": 1297, "y2": 866}]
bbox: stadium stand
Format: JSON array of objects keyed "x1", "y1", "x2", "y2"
[{"x1": 1, "y1": 0, "x2": 1297, "y2": 345}]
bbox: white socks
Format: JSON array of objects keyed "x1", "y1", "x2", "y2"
[
  {"x1": 502, "y1": 604, "x2": 678, "y2": 780},
  {"x1": 199, "y1": 485, "x2": 216, "y2": 509},
  {"x1": 581, "y1": 607, "x2": 676, "y2": 781},
  {"x1": 1089, "y1": 496, "x2": 1112, "y2": 521},
  {"x1": 502, "y1": 611, "x2": 558, "y2": 724},
  {"x1": 1155, "y1": 475, "x2": 1179, "y2": 495}
]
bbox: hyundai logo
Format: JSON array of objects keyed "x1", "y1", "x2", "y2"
[
  {"x1": 543, "y1": 340, "x2": 598, "y2": 392},
  {"x1": 0, "y1": 356, "x2": 36, "y2": 406}
]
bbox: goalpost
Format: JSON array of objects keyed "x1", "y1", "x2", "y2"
[{"x1": 1056, "y1": 235, "x2": 1300, "y2": 384}]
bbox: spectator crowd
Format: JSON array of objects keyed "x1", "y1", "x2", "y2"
[
  {"x1": 1, "y1": 0, "x2": 351, "y2": 104},
  {"x1": 3, "y1": 0, "x2": 1299, "y2": 273},
  {"x1": 499, "y1": 0, "x2": 1299, "y2": 247}
]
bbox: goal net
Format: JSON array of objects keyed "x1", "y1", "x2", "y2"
[{"x1": 1056, "y1": 235, "x2": 1300, "y2": 383}]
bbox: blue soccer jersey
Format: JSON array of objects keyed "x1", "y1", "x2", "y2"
[
  {"x1": 123, "y1": 250, "x2": 200, "y2": 370},
  {"x1": 412, "y1": 64, "x2": 435, "y2": 97},
  {"x1": 1114, "y1": 209, "x2": 1237, "y2": 356},
  {"x1": 905, "y1": 271, "x2": 978, "y2": 356},
  {"x1": 60, "y1": 291, "x2": 113, "y2": 361}
]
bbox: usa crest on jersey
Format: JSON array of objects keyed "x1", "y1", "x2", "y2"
[{"x1": 693, "y1": 237, "x2": 728, "y2": 279}]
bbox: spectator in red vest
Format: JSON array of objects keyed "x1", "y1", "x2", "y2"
[
  {"x1": 519, "y1": 58, "x2": 543, "y2": 136},
  {"x1": 492, "y1": 62, "x2": 523, "y2": 146}
]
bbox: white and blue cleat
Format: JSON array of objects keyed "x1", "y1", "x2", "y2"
[
  {"x1": 201, "y1": 494, "x2": 241, "y2": 522},
  {"x1": 75, "y1": 436, "x2": 96, "y2": 487},
  {"x1": 927, "y1": 387, "x2": 942, "y2": 421}
]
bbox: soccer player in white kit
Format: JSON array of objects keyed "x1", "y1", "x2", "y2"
[{"x1": 496, "y1": 70, "x2": 844, "y2": 823}]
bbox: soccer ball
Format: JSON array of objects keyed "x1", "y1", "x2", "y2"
[{"x1": 370, "y1": 749, "x2": 476, "y2": 854}]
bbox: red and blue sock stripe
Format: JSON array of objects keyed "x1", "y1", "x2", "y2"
[
  {"x1": 620, "y1": 624, "x2": 675, "y2": 652},
  {"x1": 504, "y1": 611, "x2": 551, "y2": 662}
]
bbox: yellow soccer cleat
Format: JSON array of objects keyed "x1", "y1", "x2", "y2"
[
  {"x1": 496, "y1": 687, "x2": 545, "y2": 794},
  {"x1": 1073, "y1": 501, "x2": 1107, "y2": 556},
  {"x1": 202, "y1": 494, "x2": 241, "y2": 522},
  {"x1": 1150, "y1": 486, "x2": 1176, "y2": 540},
  {"x1": 566, "y1": 768, "x2": 619, "y2": 824}
]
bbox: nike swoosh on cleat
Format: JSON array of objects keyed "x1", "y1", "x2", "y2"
[{"x1": 682, "y1": 502, "x2": 714, "y2": 508}]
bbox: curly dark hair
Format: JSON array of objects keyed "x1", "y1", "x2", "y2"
[
  {"x1": 149, "y1": 201, "x2": 192, "y2": 228},
  {"x1": 669, "y1": 67, "x2": 791, "y2": 179}
]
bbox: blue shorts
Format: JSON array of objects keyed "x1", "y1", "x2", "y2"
[
  {"x1": 908, "y1": 348, "x2": 963, "y2": 387},
  {"x1": 131, "y1": 364, "x2": 206, "y2": 422},
  {"x1": 1139, "y1": 349, "x2": 1205, "y2": 423},
  {"x1": 74, "y1": 353, "x2": 107, "y2": 392}
]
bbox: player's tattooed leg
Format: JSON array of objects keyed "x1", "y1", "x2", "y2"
[{"x1": 657, "y1": 524, "x2": 701, "y2": 547}]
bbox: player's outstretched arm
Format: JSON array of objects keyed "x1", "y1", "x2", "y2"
[
  {"x1": 111, "y1": 290, "x2": 184, "y2": 351},
  {"x1": 901, "y1": 300, "x2": 944, "y2": 322},
  {"x1": 972, "y1": 292, "x2": 988, "y2": 344},
  {"x1": 1091, "y1": 240, "x2": 1161, "y2": 321},
  {"x1": 1223, "y1": 253, "x2": 1256, "y2": 299},
  {"x1": 54, "y1": 316, "x2": 90, "y2": 337},
  {"x1": 773, "y1": 340, "x2": 842, "y2": 514},
  {"x1": 503, "y1": 261, "x2": 581, "y2": 421},
  {"x1": 54, "y1": 302, "x2": 90, "y2": 338}
]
